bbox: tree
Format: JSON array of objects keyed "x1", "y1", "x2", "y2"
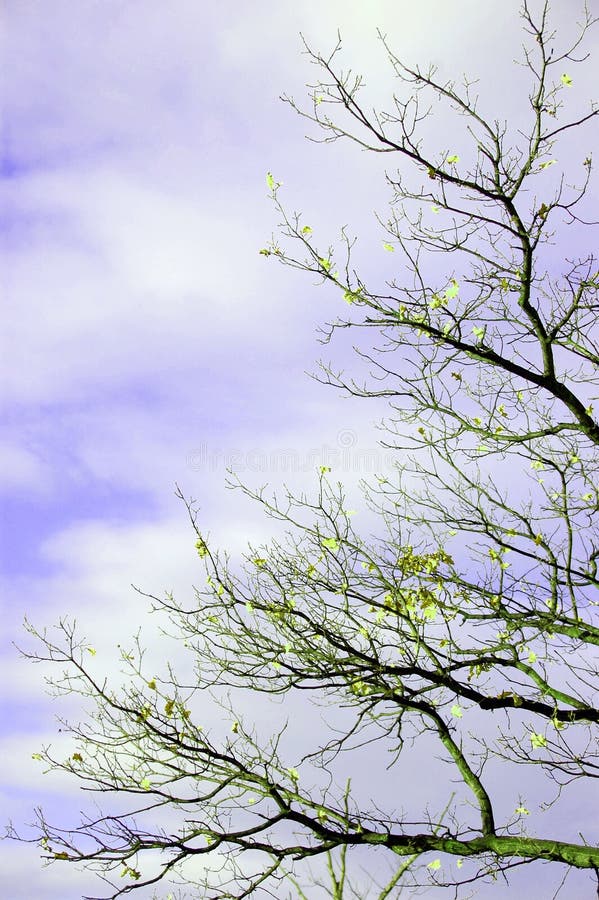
[{"x1": 7, "y1": 2, "x2": 599, "y2": 897}]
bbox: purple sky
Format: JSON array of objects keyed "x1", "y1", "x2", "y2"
[{"x1": 1, "y1": 2, "x2": 597, "y2": 897}]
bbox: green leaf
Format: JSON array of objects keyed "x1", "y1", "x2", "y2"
[
  {"x1": 472, "y1": 326, "x2": 485, "y2": 339},
  {"x1": 266, "y1": 171, "x2": 276, "y2": 190},
  {"x1": 343, "y1": 288, "x2": 361, "y2": 304},
  {"x1": 539, "y1": 159, "x2": 556, "y2": 170},
  {"x1": 560, "y1": 73, "x2": 572, "y2": 86},
  {"x1": 445, "y1": 278, "x2": 459, "y2": 299},
  {"x1": 287, "y1": 767, "x2": 299, "y2": 782},
  {"x1": 86, "y1": 647, "x2": 96, "y2": 656},
  {"x1": 231, "y1": 721, "x2": 239, "y2": 734},
  {"x1": 32, "y1": 752, "x2": 43, "y2": 761},
  {"x1": 72, "y1": 752, "x2": 83, "y2": 763},
  {"x1": 319, "y1": 465, "x2": 331, "y2": 474},
  {"x1": 319, "y1": 257, "x2": 332, "y2": 271},
  {"x1": 527, "y1": 650, "x2": 537, "y2": 664},
  {"x1": 451, "y1": 704, "x2": 463, "y2": 718},
  {"x1": 428, "y1": 859, "x2": 441, "y2": 870},
  {"x1": 446, "y1": 154, "x2": 459, "y2": 164},
  {"x1": 301, "y1": 225, "x2": 313, "y2": 236},
  {"x1": 195, "y1": 539, "x2": 208, "y2": 558},
  {"x1": 259, "y1": 248, "x2": 271, "y2": 256},
  {"x1": 322, "y1": 537, "x2": 339, "y2": 551},
  {"x1": 530, "y1": 732, "x2": 547, "y2": 749},
  {"x1": 147, "y1": 678, "x2": 157, "y2": 689},
  {"x1": 382, "y1": 242, "x2": 395, "y2": 252},
  {"x1": 121, "y1": 867, "x2": 141, "y2": 880},
  {"x1": 515, "y1": 805, "x2": 530, "y2": 815},
  {"x1": 140, "y1": 777, "x2": 151, "y2": 789},
  {"x1": 54, "y1": 852, "x2": 69, "y2": 860},
  {"x1": 537, "y1": 202, "x2": 550, "y2": 220},
  {"x1": 253, "y1": 557, "x2": 267, "y2": 567}
]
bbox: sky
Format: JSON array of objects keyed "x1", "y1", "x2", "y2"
[{"x1": 1, "y1": 1, "x2": 597, "y2": 898}]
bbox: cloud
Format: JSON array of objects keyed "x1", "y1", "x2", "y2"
[
  {"x1": 0, "y1": 440, "x2": 51, "y2": 494},
  {"x1": 2, "y1": 168, "x2": 287, "y2": 406},
  {"x1": 0, "y1": 841, "x2": 93, "y2": 900}
]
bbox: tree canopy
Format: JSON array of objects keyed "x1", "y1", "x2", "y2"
[{"x1": 7, "y1": 2, "x2": 599, "y2": 898}]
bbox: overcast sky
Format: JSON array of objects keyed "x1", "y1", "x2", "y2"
[{"x1": 1, "y1": 2, "x2": 597, "y2": 898}]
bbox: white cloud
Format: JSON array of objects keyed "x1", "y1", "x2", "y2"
[
  {"x1": 2, "y1": 168, "x2": 287, "y2": 406},
  {"x1": 4, "y1": 504, "x2": 283, "y2": 684},
  {"x1": 0, "y1": 441, "x2": 50, "y2": 494},
  {"x1": 0, "y1": 842, "x2": 93, "y2": 900}
]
